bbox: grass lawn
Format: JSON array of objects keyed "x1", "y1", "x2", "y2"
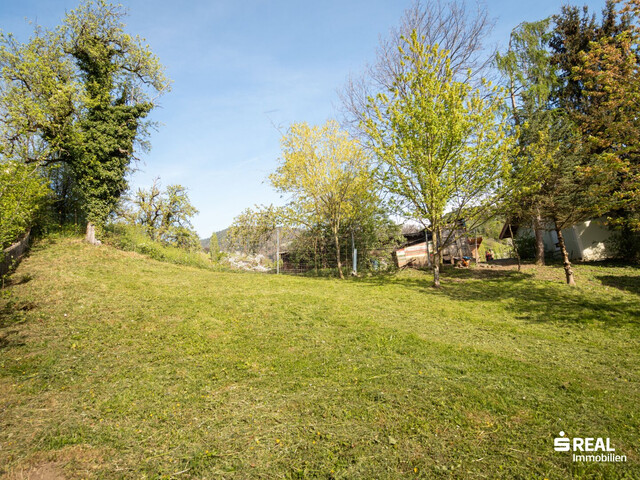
[{"x1": 0, "y1": 238, "x2": 639, "y2": 479}]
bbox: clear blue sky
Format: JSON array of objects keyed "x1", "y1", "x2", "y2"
[{"x1": 2, "y1": 0, "x2": 607, "y2": 236}]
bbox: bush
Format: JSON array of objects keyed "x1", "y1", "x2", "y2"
[
  {"x1": 607, "y1": 229, "x2": 640, "y2": 263},
  {"x1": 104, "y1": 224, "x2": 228, "y2": 271},
  {"x1": 0, "y1": 161, "x2": 50, "y2": 252},
  {"x1": 512, "y1": 234, "x2": 536, "y2": 260}
]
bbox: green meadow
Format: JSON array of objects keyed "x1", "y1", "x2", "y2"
[{"x1": 1, "y1": 238, "x2": 638, "y2": 479}]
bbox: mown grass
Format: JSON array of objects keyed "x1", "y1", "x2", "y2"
[{"x1": 0, "y1": 238, "x2": 638, "y2": 479}]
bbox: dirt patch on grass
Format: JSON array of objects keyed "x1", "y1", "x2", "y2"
[
  {"x1": 1, "y1": 445, "x2": 108, "y2": 480},
  {"x1": 3, "y1": 462, "x2": 65, "y2": 480}
]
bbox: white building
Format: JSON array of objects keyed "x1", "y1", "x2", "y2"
[{"x1": 499, "y1": 217, "x2": 614, "y2": 262}]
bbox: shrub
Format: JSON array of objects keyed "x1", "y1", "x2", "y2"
[
  {"x1": 103, "y1": 224, "x2": 228, "y2": 271},
  {"x1": 0, "y1": 162, "x2": 50, "y2": 252},
  {"x1": 607, "y1": 229, "x2": 640, "y2": 263},
  {"x1": 512, "y1": 234, "x2": 536, "y2": 260}
]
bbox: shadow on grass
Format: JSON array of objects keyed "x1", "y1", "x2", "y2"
[
  {"x1": 355, "y1": 268, "x2": 640, "y2": 328},
  {"x1": 3, "y1": 273, "x2": 33, "y2": 288},
  {"x1": 443, "y1": 275, "x2": 639, "y2": 327},
  {"x1": 0, "y1": 303, "x2": 29, "y2": 350},
  {"x1": 0, "y1": 295, "x2": 35, "y2": 327},
  {"x1": 596, "y1": 275, "x2": 640, "y2": 296}
]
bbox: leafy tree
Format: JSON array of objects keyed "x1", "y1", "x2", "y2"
[
  {"x1": 496, "y1": 11, "x2": 626, "y2": 285},
  {"x1": 61, "y1": 0, "x2": 170, "y2": 243},
  {"x1": 0, "y1": 28, "x2": 78, "y2": 167},
  {"x1": 572, "y1": 0, "x2": 640, "y2": 235},
  {"x1": 534, "y1": 0, "x2": 638, "y2": 279},
  {"x1": 209, "y1": 232, "x2": 221, "y2": 261},
  {"x1": 524, "y1": 115, "x2": 611, "y2": 285},
  {"x1": 550, "y1": 1, "x2": 629, "y2": 114},
  {"x1": 128, "y1": 179, "x2": 200, "y2": 251},
  {"x1": 496, "y1": 19, "x2": 558, "y2": 265},
  {"x1": 227, "y1": 205, "x2": 281, "y2": 255},
  {"x1": 340, "y1": 0, "x2": 495, "y2": 139},
  {"x1": 0, "y1": 161, "x2": 49, "y2": 253},
  {"x1": 363, "y1": 33, "x2": 514, "y2": 287},
  {"x1": 0, "y1": 1, "x2": 170, "y2": 243},
  {"x1": 0, "y1": 27, "x2": 80, "y2": 227},
  {"x1": 270, "y1": 120, "x2": 377, "y2": 279}
]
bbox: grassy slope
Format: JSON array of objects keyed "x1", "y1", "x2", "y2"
[{"x1": 0, "y1": 238, "x2": 638, "y2": 479}]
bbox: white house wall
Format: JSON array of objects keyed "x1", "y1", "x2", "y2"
[
  {"x1": 572, "y1": 217, "x2": 612, "y2": 261},
  {"x1": 515, "y1": 216, "x2": 613, "y2": 261}
]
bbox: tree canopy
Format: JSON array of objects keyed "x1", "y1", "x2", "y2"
[
  {"x1": 270, "y1": 120, "x2": 377, "y2": 279},
  {"x1": 0, "y1": 0, "x2": 170, "y2": 242},
  {"x1": 363, "y1": 32, "x2": 514, "y2": 286}
]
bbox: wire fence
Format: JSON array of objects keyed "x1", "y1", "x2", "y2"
[{"x1": 224, "y1": 228, "x2": 517, "y2": 276}]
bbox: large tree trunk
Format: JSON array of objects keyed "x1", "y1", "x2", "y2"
[
  {"x1": 334, "y1": 229, "x2": 344, "y2": 279},
  {"x1": 533, "y1": 210, "x2": 545, "y2": 266},
  {"x1": 554, "y1": 221, "x2": 576, "y2": 286},
  {"x1": 85, "y1": 222, "x2": 98, "y2": 245}
]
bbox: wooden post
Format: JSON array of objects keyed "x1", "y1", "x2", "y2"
[
  {"x1": 276, "y1": 227, "x2": 280, "y2": 275},
  {"x1": 475, "y1": 232, "x2": 478, "y2": 264}
]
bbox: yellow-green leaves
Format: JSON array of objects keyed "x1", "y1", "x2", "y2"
[
  {"x1": 363, "y1": 32, "x2": 513, "y2": 236},
  {"x1": 0, "y1": 161, "x2": 49, "y2": 252},
  {"x1": 271, "y1": 120, "x2": 374, "y2": 227},
  {"x1": 270, "y1": 120, "x2": 376, "y2": 278}
]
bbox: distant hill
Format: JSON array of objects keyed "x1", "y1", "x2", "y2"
[{"x1": 200, "y1": 228, "x2": 229, "y2": 252}]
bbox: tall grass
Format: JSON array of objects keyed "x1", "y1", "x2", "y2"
[{"x1": 103, "y1": 223, "x2": 226, "y2": 271}]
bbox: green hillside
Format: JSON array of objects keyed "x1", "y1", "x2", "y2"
[
  {"x1": 1, "y1": 238, "x2": 639, "y2": 479},
  {"x1": 200, "y1": 228, "x2": 229, "y2": 252}
]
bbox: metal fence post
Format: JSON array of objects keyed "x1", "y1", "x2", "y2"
[
  {"x1": 352, "y1": 230, "x2": 357, "y2": 276},
  {"x1": 276, "y1": 227, "x2": 280, "y2": 275}
]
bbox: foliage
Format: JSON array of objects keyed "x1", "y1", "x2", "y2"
[
  {"x1": 209, "y1": 232, "x2": 221, "y2": 261},
  {"x1": 572, "y1": 0, "x2": 640, "y2": 231},
  {"x1": 512, "y1": 233, "x2": 537, "y2": 260},
  {"x1": 280, "y1": 214, "x2": 402, "y2": 274},
  {"x1": 0, "y1": 161, "x2": 50, "y2": 251},
  {"x1": 363, "y1": 32, "x2": 514, "y2": 286},
  {"x1": 0, "y1": 0, "x2": 170, "y2": 231},
  {"x1": 270, "y1": 121, "x2": 378, "y2": 279},
  {"x1": 226, "y1": 205, "x2": 282, "y2": 255},
  {"x1": 497, "y1": 13, "x2": 626, "y2": 284},
  {"x1": 125, "y1": 179, "x2": 200, "y2": 251},
  {"x1": 340, "y1": 0, "x2": 494, "y2": 138},
  {"x1": 61, "y1": 0, "x2": 169, "y2": 227},
  {"x1": 607, "y1": 226, "x2": 640, "y2": 262},
  {"x1": 495, "y1": 19, "x2": 559, "y2": 266},
  {"x1": 104, "y1": 223, "x2": 221, "y2": 271},
  {"x1": 550, "y1": 0, "x2": 629, "y2": 114},
  {"x1": 0, "y1": 28, "x2": 78, "y2": 166}
]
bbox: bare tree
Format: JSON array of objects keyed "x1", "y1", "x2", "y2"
[{"x1": 338, "y1": 0, "x2": 495, "y2": 138}]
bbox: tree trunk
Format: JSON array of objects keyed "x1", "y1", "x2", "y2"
[
  {"x1": 533, "y1": 211, "x2": 545, "y2": 266},
  {"x1": 85, "y1": 222, "x2": 97, "y2": 245},
  {"x1": 508, "y1": 223, "x2": 521, "y2": 272},
  {"x1": 334, "y1": 229, "x2": 344, "y2": 279},
  {"x1": 432, "y1": 227, "x2": 441, "y2": 288},
  {"x1": 555, "y1": 221, "x2": 576, "y2": 286}
]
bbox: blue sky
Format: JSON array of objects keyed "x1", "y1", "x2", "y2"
[{"x1": 2, "y1": 0, "x2": 606, "y2": 236}]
